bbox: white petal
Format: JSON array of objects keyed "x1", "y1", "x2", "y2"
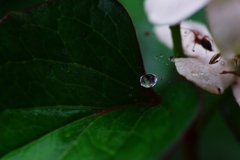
[
  {"x1": 232, "y1": 77, "x2": 240, "y2": 107},
  {"x1": 144, "y1": 0, "x2": 210, "y2": 25},
  {"x1": 207, "y1": 0, "x2": 240, "y2": 56},
  {"x1": 175, "y1": 58, "x2": 235, "y2": 94},
  {"x1": 181, "y1": 21, "x2": 219, "y2": 61},
  {"x1": 153, "y1": 25, "x2": 173, "y2": 48},
  {"x1": 153, "y1": 21, "x2": 219, "y2": 61}
]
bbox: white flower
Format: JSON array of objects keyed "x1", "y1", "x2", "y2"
[
  {"x1": 144, "y1": 0, "x2": 210, "y2": 25},
  {"x1": 144, "y1": 0, "x2": 240, "y2": 106}
]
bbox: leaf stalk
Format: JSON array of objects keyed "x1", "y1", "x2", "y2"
[{"x1": 170, "y1": 24, "x2": 185, "y2": 58}]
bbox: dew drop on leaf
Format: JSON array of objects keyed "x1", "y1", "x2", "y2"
[
  {"x1": 168, "y1": 56, "x2": 175, "y2": 62},
  {"x1": 140, "y1": 74, "x2": 158, "y2": 88}
]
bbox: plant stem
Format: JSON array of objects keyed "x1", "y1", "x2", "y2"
[
  {"x1": 170, "y1": 24, "x2": 185, "y2": 58},
  {"x1": 182, "y1": 125, "x2": 199, "y2": 160}
]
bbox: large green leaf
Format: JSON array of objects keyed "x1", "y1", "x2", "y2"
[
  {"x1": 0, "y1": 0, "x2": 157, "y2": 156},
  {"x1": 2, "y1": 82, "x2": 198, "y2": 160},
  {"x1": 0, "y1": 0, "x2": 47, "y2": 19},
  {"x1": 0, "y1": 0, "x2": 199, "y2": 159}
]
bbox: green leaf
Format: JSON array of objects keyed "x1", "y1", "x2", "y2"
[
  {"x1": 0, "y1": 0, "x2": 47, "y2": 19},
  {"x1": 2, "y1": 82, "x2": 198, "y2": 160},
  {"x1": 0, "y1": 0, "x2": 158, "y2": 156},
  {"x1": 0, "y1": 0, "x2": 198, "y2": 159},
  {"x1": 200, "y1": 110, "x2": 240, "y2": 160},
  {"x1": 220, "y1": 90, "x2": 240, "y2": 142},
  {"x1": 0, "y1": 0, "x2": 158, "y2": 109}
]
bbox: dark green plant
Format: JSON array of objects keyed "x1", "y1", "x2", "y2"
[{"x1": 1, "y1": 0, "x2": 240, "y2": 159}]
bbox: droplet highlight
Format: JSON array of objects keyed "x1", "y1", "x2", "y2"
[
  {"x1": 209, "y1": 53, "x2": 222, "y2": 64},
  {"x1": 168, "y1": 56, "x2": 175, "y2": 62},
  {"x1": 140, "y1": 74, "x2": 158, "y2": 88}
]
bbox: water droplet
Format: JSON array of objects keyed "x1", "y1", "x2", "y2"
[
  {"x1": 140, "y1": 74, "x2": 158, "y2": 88},
  {"x1": 128, "y1": 93, "x2": 132, "y2": 97},
  {"x1": 221, "y1": 61, "x2": 225, "y2": 66},
  {"x1": 160, "y1": 78, "x2": 164, "y2": 81},
  {"x1": 159, "y1": 54, "x2": 163, "y2": 58},
  {"x1": 168, "y1": 56, "x2": 175, "y2": 62},
  {"x1": 209, "y1": 53, "x2": 222, "y2": 64}
]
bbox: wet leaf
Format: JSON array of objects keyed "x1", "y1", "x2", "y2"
[
  {"x1": 0, "y1": 0, "x2": 158, "y2": 156},
  {"x1": 1, "y1": 82, "x2": 198, "y2": 160},
  {"x1": 0, "y1": 0, "x2": 47, "y2": 18},
  {"x1": 0, "y1": 0, "x2": 198, "y2": 159}
]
